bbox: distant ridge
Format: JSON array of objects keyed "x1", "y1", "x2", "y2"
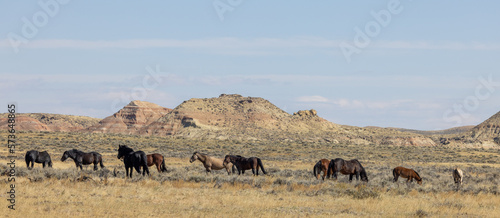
[
  {"x1": 0, "y1": 113, "x2": 100, "y2": 132},
  {"x1": 3, "y1": 94, "x2": 499, "y2": 147}
]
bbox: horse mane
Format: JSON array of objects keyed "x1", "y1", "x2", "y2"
[{"x1": 119, "y1": 145, "x2": 134, "y2": 152}]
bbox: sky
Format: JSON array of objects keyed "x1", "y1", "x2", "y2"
[{"x1": 1, "y1": 0, "x2": 499, "y2": 130}]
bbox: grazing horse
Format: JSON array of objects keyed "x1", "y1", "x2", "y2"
[
  {"x1": 223, "y1": 155, "x2": 267, "y2": 176},
  {"x1": 393, "y1": 166, "x2": 422, "y2": 185},
  {"x1": 327, "y1": 158, "x2": 368, "y2": 182},
  {"x1": 25, "y1": 150, "x2": 52, "y2": 169},
  {"x1": 61, "y1": 149, "x2": 104, "y2": 171},
  {"x1": 117, "y1": 145, "x2": 149, "y2": 178},
  {"x1": 189, "y1": 152, "x2": 235, "y2": 174},
  {"x1": 313, "y1": 159, "x2": 332, "y2": 180},
  {"x1": 453, "y1": 168, "x2": 463, "y2": 187},
  {"x1": 147, "y1": 153, "x2": 167, "y2": 173}
]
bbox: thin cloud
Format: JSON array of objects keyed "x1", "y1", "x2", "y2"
[
  {"x1": 296, "y1": 95, "x2": 329, "y2": 103},
  {"x1": 1, "y1": 38, "x2": 498, "y2": 53}
]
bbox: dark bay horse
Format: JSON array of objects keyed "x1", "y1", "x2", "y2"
[
  {"x1": 190, "y1": 152, "x2": 235, "y2": 174},
  {"x1": 61, "y1": 149, "x2": 104, "y2": 171},
  {"x1": 25, "y1": 150, "x2": 52, "y2": 169},
  {"x1": 117, "y1": 145, "x2": 149, "y2": 178},
  {"x1": 223, "y1": 155, "x2": 266, "y2": 176},
  {"x1": 393, "y1": 166, "x2": 422, "y2": 185},
  {"x1": 313, "y1": 159, "x2": 332, "y2": 180},
  {"x1": 147, "y1": 153, "x2": 167, "y2": 173},
  {"x1": 327, "y1": 158, "x2": 368, "y2": 182}
]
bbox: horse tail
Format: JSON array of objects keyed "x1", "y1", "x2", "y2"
[
  {"x1": 25, "y1": 152, "x2": 30, "y2": 168},
  {"x1": 142, "y1": 153, "x2": 150, "y2": 175},
  {"x1": 313, "y1": 162, "x2": 318, "y2": 178},
  {"x1": 257, "y1": 158, "x2": 267, "y2": 175},
  {"x1": 99, "y1": 157, "x2": 105, "y2": 169},
  {"x1": 327, "y1": 160, "x2": 333, "y2": 179},
  {"x1": 160, "y1": 158, "x2": 167, "y2": 172},
  {"x1": 313, "y1": 163, "x2": 318, "y2": 178}
]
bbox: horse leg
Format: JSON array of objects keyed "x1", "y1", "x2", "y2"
[
  {"x1": 349, "y1": 174, "x2": 353, "y2": 182},
  {"x1": 144, "y1": 163, "x2": 150, "y2": 176},
  {"x1": 94, "y1": 162, "x2": 98, "y2": 171},
  {"x1": 356, "y1": 171, "x2": 360, "y2": 181},
  {"x1": 42, "y1": 162, "x2": 46, "y2": 168},
  {"x1": 156, "y1": 163, "x2": 161, "y2": 173},
  {"x1": 31, "y1": 161, "x2": 34, "y2": 169}
]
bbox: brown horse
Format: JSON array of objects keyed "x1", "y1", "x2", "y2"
[
  {"x1": 393, "y1": 166, "x2": 422, "y2": 185},
  {"x1": 313, "y1": 159, "x2": 332, "y2": 180},
  {"x1": 327, "y1": 158, "x2": 368, "y2": 182},
  {"x1": 223, "y1": 155, "x2": 267, "y2": 176},
  {"x1": 190, "y1": 152, "x2": 235, "y2": 174},
  {"x1": 147, "y1": 153, "x2": 167, "y2": 173}
]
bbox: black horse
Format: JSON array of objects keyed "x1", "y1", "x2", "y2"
[
  {"x1": 327, "y1": 158, "x2": 368, "y2": 182},
  {"x1": 117, "y1": 145, "x2": 149, "y2": 178},
  {"x1": 61, "y1": 149, "x2": 105, "y2": 171},
  {"x1": 25, "y1": 150, "x2": 52, "y2": 169}
]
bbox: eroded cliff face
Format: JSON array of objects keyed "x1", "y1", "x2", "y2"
[{"x1": 86, "y1": 100, "x2": 172, "y2": 134}]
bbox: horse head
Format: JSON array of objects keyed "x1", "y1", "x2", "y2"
[
  {"x1": 189, "y1": 152, "x2": 199, "y2": 163},
  {"x1": 222, "y1": 155, "x2": 232, "y2": 167},
  {"x1": 117, "y1": 145, "x2": 135, "y2": 159},
  {"x1": 360, "y1": 170, "x2": 369, "y2": 182},
  {"x1": 61, "y1": 151, "x2": 69, "y2": 162}
]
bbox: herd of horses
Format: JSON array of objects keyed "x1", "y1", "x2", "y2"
[
  {"x1": 313, "y1": 158, "x2": 464, "y2": 187},
  {"x1": 24, "y1": 148, "x2": 465, "y2": 186}
]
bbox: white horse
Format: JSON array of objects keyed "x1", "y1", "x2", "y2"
[{"x1": 453, "y1": 168, "x2": 463, "y2": 187}]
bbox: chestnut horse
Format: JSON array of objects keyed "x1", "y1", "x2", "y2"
[
  {"x1": 393, "y1": 166, "x2": 422, "y2": 185},
  {"x1": 327, "y1": 158, "x2": 368, "y2": 182},
  {"x1": 190, "y1": 152, "x2": 235, "y2": 174},
  {"x1": 313, "y1": 159, "x2": 331, "y2": 180},
  {"x1": 147, "y1": 153, "x2": 167, "y2": 173},
  {"x1": 223, "y1": 155, "x2": 266, "y2": 176}
]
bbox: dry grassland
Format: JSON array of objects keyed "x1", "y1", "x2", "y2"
[{"x1": 1, "y1": 131, "x2": 500, "y2": 217}]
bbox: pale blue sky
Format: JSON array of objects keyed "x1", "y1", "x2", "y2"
[{"x1": 1, "y1": 1, "x2": 499, "y2": 130}]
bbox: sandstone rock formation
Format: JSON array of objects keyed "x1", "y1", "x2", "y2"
[{"x1": 86, "y1": 100, "x2": 172, "y2": 134}]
